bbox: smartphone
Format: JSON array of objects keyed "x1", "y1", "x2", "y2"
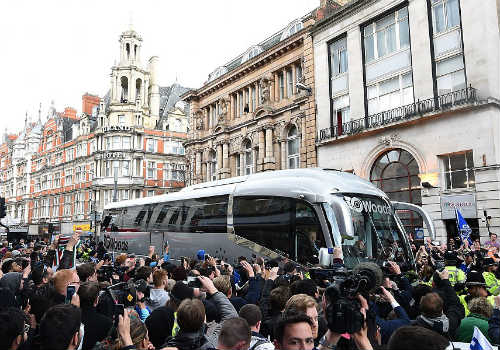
[
  {"x1": 204, "y1": 254, "x2": 209, "y2": 260},
  {"x1": 66, "y1": 285, "x2": 76, "y2": 304},
  {"x1": 114, "y1": 303, "x2": 124, "y2": 317}
]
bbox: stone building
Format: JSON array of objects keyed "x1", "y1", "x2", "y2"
[
  {"x1": 182, "y1": 8, "x2": 331, "y2": 184},
  {"x1": 0, "y1": 29, "x2": 189, "y2": 236},
  {"x1": 313, "y1": 0, "x2": 500, "y2": 243}
]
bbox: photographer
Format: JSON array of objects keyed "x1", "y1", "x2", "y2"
[{"x1": 373, "y1": 286, "x2": 410, "y2": 344}]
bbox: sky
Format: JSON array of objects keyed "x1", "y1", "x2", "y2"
[{"x1": 0, "y1": 0, "x2": 318, "y2": 136}]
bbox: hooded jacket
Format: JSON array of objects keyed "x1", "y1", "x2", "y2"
[
  {"x1": 456, "y1": 313, "x2": 492, "y2": 343},
  {"x1": 0, "y1": 272, "x2": 22, "y2": 295},
  {"x1": 162, "y1": 291, "x2": 238, "y2": 350},
  {"x1": 147, "y1": 288, "x2": 170, "y2": 311}
]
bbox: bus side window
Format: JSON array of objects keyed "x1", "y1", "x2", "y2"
[
  {"x1": 294, "y1": 200, "x2": 324, "y2": 265},
  {"x1": 233, "y1": 197, "x2": 293, "y2": 258}
]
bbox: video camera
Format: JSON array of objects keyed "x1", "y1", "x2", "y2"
[
  {"x1": 105, "y1": 279, "x2": 149, "y2": 308},
  {"x1": 324, "y1": 262, "x2": 383, "y2": 334},
  {"x1": 97, "y1": 265, "x2": 128, "y2": 283}
]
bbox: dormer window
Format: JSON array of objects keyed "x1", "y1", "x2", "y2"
[
  {"x1": 207, "y1": 66, "x2": 228, "y2": 83},
  {"x1": 241, "y1": 46, "x2": 263, "y2": 64},
  {"x1": 281, "y1": 20, "x2": 303, "y2": 41}
]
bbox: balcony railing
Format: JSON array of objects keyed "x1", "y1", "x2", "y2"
[{"x1": 318, "y1": 86, "x2": 477, "y2": 142}]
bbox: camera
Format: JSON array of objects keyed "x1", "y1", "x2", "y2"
[
  {"x1": 105, "y1": 281, "x2": 138, "y2": 308},
  {"x1": 324, "y1": 262, "x2": 383, "y2": 334}
]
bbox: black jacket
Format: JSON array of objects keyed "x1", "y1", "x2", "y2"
[{"x1": 81, "y1": 306, "x2": 113, "y2": 350}]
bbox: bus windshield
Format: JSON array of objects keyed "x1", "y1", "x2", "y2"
[{"x1": 335, "y1": 194, "x2": 411, "y2": 269}]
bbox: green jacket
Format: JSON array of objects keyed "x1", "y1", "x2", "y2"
[
  {"x1": 483, "y1": 271, "x2": 500, "y2": 296},
  {"x1": 456, "y1": 313, "x2": 492, "y2": 343}
]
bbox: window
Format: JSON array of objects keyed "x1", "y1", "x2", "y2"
[
  {"x1": 330, "y1": 37, "x2": 348, "y2": 77},
  {"x1": 148, "y1": 190, "x2": 155, "y2": 197},
  {"x1": 64, "y1": 195, "x2": 72, "y2": 216},
  {"x1": 66, "y1": 148, "x2": 74, "y2": 162},
  {"x1": 105, "y1": 161, "x2": 111, "y2": 177},
  {"x1": 118, "y1": 115, "x2": 125, "y2": 126},
  {"x1": 238, "y1": 92, "x2": 243, "y2": 116},
  {"x1": 370, "y1": 149, "x2": 422, "y2": 233},
  {"x1": 41, "y1": 176, "x2": 47, "y2": 190},
  {"x1": 146, "y1": 139, "x2": 157, "y2": 152},
  {"x1": 367, "y1": 72, "x2": 413, "y2": 115},
  {"x1": 122, "y1": 160, "x2": 130, "y2": 176},
  {"x1": 442, "y1": 151, "x2": 474, "y2": 189},
  {"x1": 286, "y1": 69, "x2": 293, "y2": 98},
  {"x1": 331, "y1": 94, "x2": 350, "y2": 133},
  {"x1": 296, "y1": 63, "x2": 303, "y2": 83},
  {"x1": 122, "y1": 189, "x2": 130, "y2": 200},
  {"x1": 122, "y1": 136, "x2": 131, "y2": 149},
  {"x1": 236, "y1": 154, "x2": 241, "y2": 176},
  {"x1": 430, "y1": 0, "x2": 465, "y2": 95},
  {"x1": 33, "y1": 200, "x2": 39, "y2": 219},
  {"x1": 136, "y1": 135, "x2": 143, "y2": 150},
  {"x1": 52, "y1": 196, "x2": 59, "y2": 217},
  {"x1": 251, "y1": 87, "x2": 256, "y2": 111},
  {"x1": 112, "y1": 160, "x2": 120, "y2": 178},
  {"x1": 278, "y1": 72, "x2": 284, "y2": 99},
  {"x1": 147, "y1": 161, "x2": 156, "y2": 179},
  {"x1": 233, "y1": 197, "x2": 324, "y2": 264},
  {"x1": 211, "y1": 105, "x2": 217, "y2": 126},
  {"x1": 244, "y1": 141, "x2": 253, "y2": 175},
  {"x1": 75, "y1": 166, "x2": 82, "y2": 183},
  {"x1": 364, "y1": 7, "x2": 410, "y2": 62},
  {"x1": 287, "y1": 126, "x2": 300, "y2": 169},
  {"x1": 65, "y1": 168, "x2": 73, "y2": 185},
  {"x1": 56, "y1": 152, "x2": 62, "y2": 165},
  {"x1": 208, "y1": 151, "x2": 217, "y2": 181},
  {"x1": 432, "y1": 0, "x2": 460, "y2": 34},
  {"x1": 35, "y1": 178, "x2": 40, "y2": 192},
  {"x1": 54, "y1": 172, "x2": 61, "y2": 188},
  {"x1": 112, "y1": 136, "x2": 121, "y2": 150}
]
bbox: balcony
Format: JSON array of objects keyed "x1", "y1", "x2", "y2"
[{"x1": 318, "y1": 86, "x2": 477, "y2": 143}]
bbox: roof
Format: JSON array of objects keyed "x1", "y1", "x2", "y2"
[
  {"x1": 202, "y1": 15, "x2": 312, "y2": 86},
  {"x1": 105, "y1": 168, "x2": 388, "y2": 210}
]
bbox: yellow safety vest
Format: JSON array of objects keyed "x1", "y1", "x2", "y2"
[{"x1": 459, "y1": 294, "x2": 496, "y2": 316}]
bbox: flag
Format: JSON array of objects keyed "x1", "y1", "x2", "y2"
[
  {"x1": 470, "y1": 326, "x2": 493, "y2": 350},
  {"x1": 53, "y1": 235, "x2": 80, "y2": 270},
  {"x1": 456, "y1": 209, "x2": 473, "y2": 246}
]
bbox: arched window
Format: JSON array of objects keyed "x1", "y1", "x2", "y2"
[
  {"x1": 126, "y1": 43, "x2": 130, "y2": 60},
  {"x1": 209, "y1": 150, "x2": 217, "y2": 181},
  {"x1": 241, "y1": 45, "x2": 264, "y2": 64},
  {"x1": 244, "y1": 140, "x2": 253, "y2": 175},
  {"x1": 134, "y1": 45, "x2": 137, "y2": 60},
  {"x1": 370, "y1": 148, "x2": 422, "y2": 233},
  {"x1": 287, "y1": 126, "x2": 300, "y2": 169},
  {"x1": 281, "y1": 20, "x2": 303, "y2": 41},
  {"x1": 135, "y1": 79, "x2": 142, "y2": 101},
  {"x1": 120, "y1": 76, "x2": 128, "y2": 103}
]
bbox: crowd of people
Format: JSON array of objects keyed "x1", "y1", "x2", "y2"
[{"x1": 0, "y1": 230, "x2": 498, "y2": 350}]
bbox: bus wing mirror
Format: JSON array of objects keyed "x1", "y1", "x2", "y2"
[
  {"x1": 318, "y1": 248, "x2": 332, "y2": 268},
  {"x1": 391, "y1": 201, "x2": 436, "y2": 240},
  {"x1": 329, "y1": 196, "x2": 355, "y2": 239}
]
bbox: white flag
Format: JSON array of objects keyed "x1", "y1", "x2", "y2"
[{"x1": 470, "y1": 326, "x2": 493, "y2": 350}]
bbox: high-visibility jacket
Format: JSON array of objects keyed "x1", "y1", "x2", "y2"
[
  {"x1": 428, "y1": 266, "x2": 466, "y2": 287},
  {"x1": 483, "y1": 271, "x2": 500, "y2": 296},
  {"x1": 458, "y1": 294, "x2": 496, "y2": 316}
]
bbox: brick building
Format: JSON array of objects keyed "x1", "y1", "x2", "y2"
[
  {"x1": 181, "y1": 3, "x2": 344, "y2": 184},
  {"x1": 0, "y1": 28, "x2": 190, "y2": 236}
]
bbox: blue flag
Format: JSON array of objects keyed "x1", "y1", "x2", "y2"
[
  {"x1": 456, "y1": 209, "x2": 473, "y2": 246},
  {"x1": 470, "y1": 326, "x2": 493, "y2": 350}
]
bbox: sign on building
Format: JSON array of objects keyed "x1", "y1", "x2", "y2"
[{"x1": 440, "y1": 193, "x2": 477, "y2": 220}]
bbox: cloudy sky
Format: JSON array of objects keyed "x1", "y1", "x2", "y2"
[{"x1": 0, "y1": 0, "x2": 318, "y2": 135}]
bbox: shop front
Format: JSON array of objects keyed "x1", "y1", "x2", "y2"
[{"x1": 440, "y1": 193, "x2": 478, "y2": 242}]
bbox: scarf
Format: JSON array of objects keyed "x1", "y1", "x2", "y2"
[{"x1": 419, "y1": 313, "x2": 450, "y2": 333}]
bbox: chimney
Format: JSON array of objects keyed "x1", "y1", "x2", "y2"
[
  {"x1": 64, "y1": 107, "x2": 78, "y2": 120},
  {"x1": 82, "y1": 93, "x2": 101, "y2": 115},
  {"x1": 316, "y1": 0, "x2": 346, "y2": 21}
]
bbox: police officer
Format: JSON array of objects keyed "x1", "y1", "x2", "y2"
[
  {"x1": 458, "y1": 270, "x2": 496, "y2": 316},
  {"x1": 443, "y1": 250, "x2": 466, "y2": 289},
  {"x1": 482, "y1": 257, "x2": 499, "y2": 296}
]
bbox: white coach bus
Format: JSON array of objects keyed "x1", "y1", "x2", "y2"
[{"x1": 101, "y1": 168, "x2": 435, "y2": 269}]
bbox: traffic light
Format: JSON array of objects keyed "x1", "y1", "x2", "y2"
[{"x1": 0, "y1": 197, "x2": 5, "y2": 219}]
